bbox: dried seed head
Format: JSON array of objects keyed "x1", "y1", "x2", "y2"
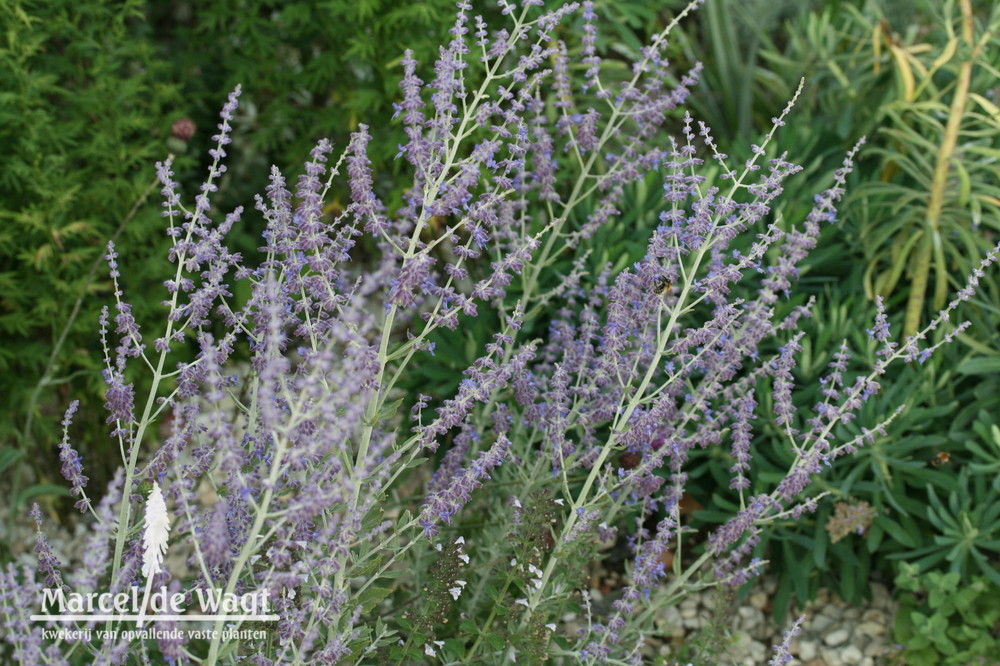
[
  {"x1": 619, "y1": 451, "x2": 641, "y2": 470},
  {"x1": 171, "y1": 118, "x2": 196, "y2": 141}
]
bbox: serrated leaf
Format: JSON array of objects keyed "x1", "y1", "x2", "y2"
[
  {"x1": 377, "y1": 397, "x2": 405, "y2": 422},
  {"x1": 358, "y1": 586, "x2": 393, "y2": 613},
  {"x1": 352, "y1": 554, "x2": 384, "y2": 578}
]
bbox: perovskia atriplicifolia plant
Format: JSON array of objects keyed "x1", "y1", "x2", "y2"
[{"x1": 4, "y1": 0, "x2": 1000, "y2": 664}]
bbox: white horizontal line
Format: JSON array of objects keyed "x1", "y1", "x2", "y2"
[{"x1": 30, "y1": 615, "x2": 278, "y2": 622}]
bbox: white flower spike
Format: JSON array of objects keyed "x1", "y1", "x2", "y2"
[
  {"x1": 141, "y1": 481, "x2": 171, "y2": 577},
  {"x1": 137, "y1": 481, "x2": 170, "y2": 627}
]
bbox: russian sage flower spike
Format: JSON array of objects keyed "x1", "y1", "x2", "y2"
[
  {"x1": 56, "y1": 399, "x2": 90, "y2": 512},
  {"x1": 768, "y1": 614, "x2": 805, "y2": 665}
]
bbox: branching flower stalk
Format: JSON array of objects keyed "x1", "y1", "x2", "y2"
[
  {"x1": 108, "y1": 92, "x2": 242, "y2": 585},
  {"x1": 518, "y1": 81, "x2": 807, "y2": 629}
]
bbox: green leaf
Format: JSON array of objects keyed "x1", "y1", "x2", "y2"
[
  {"x1": 357, "y1": 586, "x2": 393, "y2": 613},
  {"x1": 878, "y1": 515, "x2": 920, "y2": 548},
  {"x1": 813, "y1": 515, "x2": 829, "y2": 568},
  {"x1": 442, "y1": 638, "x2": 466, "y2": 658},
  {"x1": 377, "y1": 397, "x2": 405, "y2": 422},
  {"x1": 956, "y1": 357, "x2": 1000, "y2": 375},
  {"x1": 867, "y1": 521, "x2": 885, "y2": 553},
  {"x1": 352, "y1": 554, "x2": 383, "y2": 578},
  {"x1": 16, "y1": 483, "x2": 71, "y2": 508},
  {"x1": 839, "y1": 560, "x2": 858, "y2": 602},
  {"x1": 378, "y1": 568, "x2": 408, "y2": 579},
  {"x1": 772, "y1": 573, "x2": 793, "y2": 625},
  {"x1": 0, "y1": 447, "x2": 25, "y2": 474},
  {"x1": 486, "y1": 632, "x2": 505, "y2": 650},
  {"x1": 360, "y1": 506, "x2": 385, "y2": 533},
  {"x1": 404, "y1": 457, "x2": 428, "y2": 470}
]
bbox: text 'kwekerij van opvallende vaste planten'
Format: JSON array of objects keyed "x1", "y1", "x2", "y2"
[{"x1": 3, "y1": 0, "x2": 999, "y2": 664}]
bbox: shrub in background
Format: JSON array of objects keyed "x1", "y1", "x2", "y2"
[
  {"x1": 0, "y1": 0, "x2": 191, "y2": 521},
  {"x1": 842, "y1": 0, "x2": 1000, "y2": 340},
  {"x1": 4, "y1": 1, "x2": 1000, "y2": 664},
  {"x1": 146, "y1": 0, "x2": 462, "y2": 213}
]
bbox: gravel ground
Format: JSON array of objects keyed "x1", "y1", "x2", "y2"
[
  {"x1": 664, "y1": 577, "x2": 898, "y2": 665},
  {"x1": 7, "y1": 502, "x2": 899, "y2": 665},
  {"x1": 560, "y1": 574, "x2": 900, "y2": 665}
]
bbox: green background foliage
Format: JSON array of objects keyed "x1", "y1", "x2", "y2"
[
  {"x1": 649, "y1": 0, "x2": 1000, "y2": 620},
  {"x1": 893, "y1": 566, "x2": 1000, "y2": 664},
  {"x1": 0, "y1": 0, "x2": 187, "y2": 501}
]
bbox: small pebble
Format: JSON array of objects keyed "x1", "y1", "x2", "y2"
[
  {"x1": 824, "y1": 626, "x2": 851, "y2": 647},
  {"x1": 799, "y1": 640, "x2": 818, "y2": 661},
  {"x1": 841, "y1": 644, "x2": 864, "y2": 664},
  {"x1": 657, "y1": 606, "x2": 681, "y2": 627},
  {"x1": 861, "y1": 609, "x2": 886, "y2": 625},
  {"x1": 863, "y1": 641, "x2": 887, "y2": 657},
  {"x1": 871, "y1": 583, "x2": 891, "y2": 609},
  {"x1": 737, "y1": 605, "x2": 763, "y2": 631},
  {"x1": 820, "y1": 647, "x2": 841, "y2": 664},
  {"x1": 725, "y1": 632, "x2": 753, "y2": 659},
  {"x1": 855, "y1": 621, "x2": 885, "y2": 638},
  {"x1": 811, "y1": 613, "x2": 836, "y2": 634}
]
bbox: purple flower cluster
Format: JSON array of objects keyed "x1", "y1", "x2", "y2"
[
  {"x1": 56, "y1": 400, "x2": 89, "y2": 512},
  {"x1": 769, "y1": 614, "x2": 805, "y2": 665},
  {"x1": 420, "y1": 434, "x2": 512, "y2": 536}
]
